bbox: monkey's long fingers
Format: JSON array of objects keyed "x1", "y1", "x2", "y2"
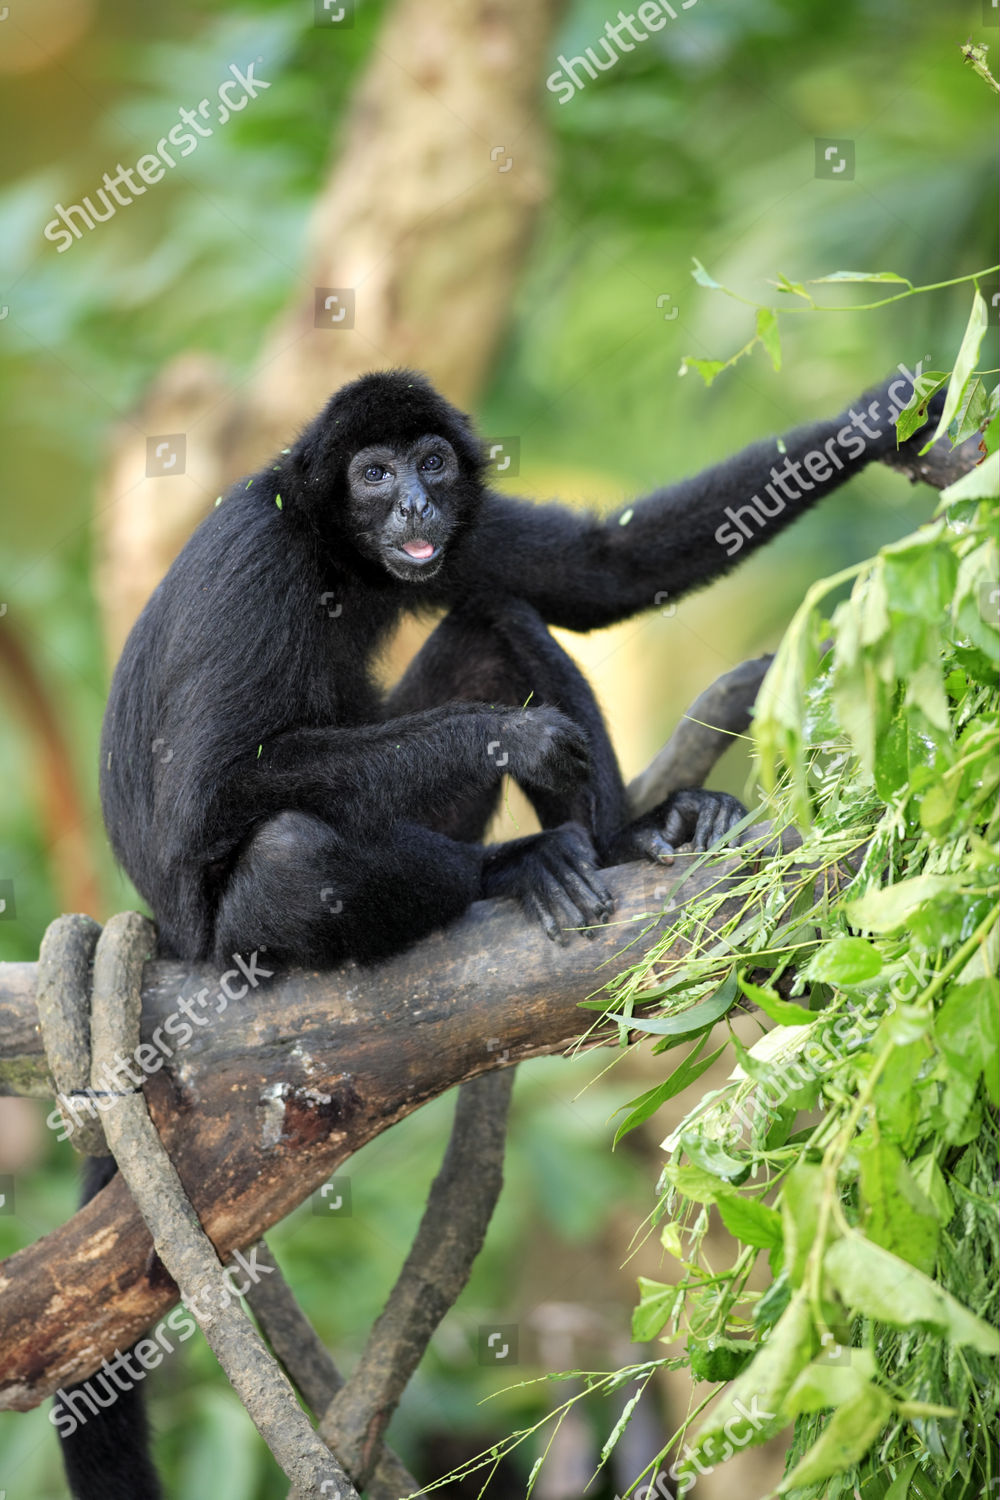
[
  {"x1": 523, "y1": 884, "x2": 571, "y2": 945},
  {"x1": 630, "y1": 825, "x2": 676, "y2": 866}
]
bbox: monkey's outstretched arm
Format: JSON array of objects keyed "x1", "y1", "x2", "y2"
[{"x1": 461, "y1": 374, "x2": 939, "y2": 631}]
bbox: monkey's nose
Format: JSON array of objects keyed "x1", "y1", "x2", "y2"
[{"x1": 399, "y1": 491, "x2": 434, "y2": 521}]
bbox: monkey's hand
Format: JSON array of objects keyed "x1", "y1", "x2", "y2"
[
  {"x1": 609, "y1": 788, "x2": 747, "y2": 866},
  {"x1": 482, "y1": 822, "x2": 614, "y2": 944},
  {"x1": 501, "y1": 707, "x2": 591, "y2": 796}
]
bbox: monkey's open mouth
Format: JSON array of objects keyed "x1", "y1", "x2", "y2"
[{"x1": 399, "y1": 540, "x2": 440, "y2": 563}]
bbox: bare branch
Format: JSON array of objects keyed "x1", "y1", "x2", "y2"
[
  {"x1": 247, "y1": 1241, "x2": 420, "y2": 1500},
  {"x1": 879, "y1": 428, "x2": 985, "y2": 490},
  {"x1": 316, "y1": 1072, "x2": 515, "y2": 1490},
  {"x1": 627, "y1": 655, "x2": 773, "y2": 816}
]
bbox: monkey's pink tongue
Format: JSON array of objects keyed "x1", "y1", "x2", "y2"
[{"x1": 402, "y1": 540, "x2": 435, "y2": 559}]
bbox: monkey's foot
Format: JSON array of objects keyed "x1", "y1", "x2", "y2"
[
  {"x1": 482, "y1": 822, "x2": 614, "y2": 944},
  {"x1": 610, "y1": 788, "x2": 747, "y2": 866}
]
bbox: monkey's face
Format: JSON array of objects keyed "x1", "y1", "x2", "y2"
[{"x1": 346, "y1": 435, "x2": 463, "y2": 581}]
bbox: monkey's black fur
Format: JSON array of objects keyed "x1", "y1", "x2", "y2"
[{"x1": 63, "y1": 366, "x2": 936, "y2": 1498}]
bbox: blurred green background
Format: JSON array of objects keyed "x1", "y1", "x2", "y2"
[{"x1": 0, "y1": 0, "x2": 996, "y2": 1495}]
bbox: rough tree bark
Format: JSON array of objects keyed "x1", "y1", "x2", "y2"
[{"x1": 0, "y1": 846, "x2": 756, "y2": 1409}]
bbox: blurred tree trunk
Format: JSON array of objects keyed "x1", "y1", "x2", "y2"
[{"x1": 95, "y1": 0, "x2": 568, "y2": 660}]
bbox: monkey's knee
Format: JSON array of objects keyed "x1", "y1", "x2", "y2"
[
  {"x1": 214, "y1": 812, "x2": 348, "y2": 964},
  {"x1": 242, "y1": 810, "x2": 329, "y2": 867}
]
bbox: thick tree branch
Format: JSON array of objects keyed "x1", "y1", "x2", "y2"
[
  {"x1": 0, "y1": 849, "x2": 750, "y2": 1409},
  {"x1": 879, "y1": 428, "x2": 986, "y2": 490}
]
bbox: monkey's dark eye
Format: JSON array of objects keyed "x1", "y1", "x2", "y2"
[
  {"x1": 420, "y1": 453, "x2": 444, "y2": 472},
  {"x1": 364, "y1": 464, "x2": 388, "y2": 483}
]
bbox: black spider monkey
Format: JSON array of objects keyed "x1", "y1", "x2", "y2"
[{"x1": 59, "y1": 365, "x2": 936, "y2": 1498}]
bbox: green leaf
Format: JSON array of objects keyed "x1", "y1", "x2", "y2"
[
  {"x1": 883, "y1": 1460, "x2": 920, "y2": 1500},
  {"x1": 895, "y1": 373, "x2": 949, "y2": 443},
  {"x1": 613, "y1": 1035, "x2": 726, "y2": 1143},
  {"x1": 806, "y1": 937, "x2": 883, "y2": 985},
  {"x1": 678, "y1": 355, "x2": 727, "y2": 386},
  {"x1": 689, "y1": 1336, "x2": 754, "y2": 1382},
  {"x1": 845, "y1": 875, "x2": 955, "y2": 932},
  {"x1": 716, "y1": 1193, "x2": 783, "y2": 1250},
  {"x1": 910, "y1": 1153, "x2": 954, "y2": 1225},
  {"x1": 771, "y1": 271, "x2": 812, "y2": 301},
  {"x1": 778, "y1": 1386, "x2": 894, "y2": 1491},
  {"x1": 615, "y1": 973, "x2": 738, "y2": 1039},
  {"x1": 856, "y1": 1134, "x2": 939, "y2": 1273},
  {"x1": 935, "y1": 977, "x2": 1000, "y2": 1110},
  {"x1": 812, "y1": 270, "x2": 912, "y2": 285},
  {"x1": 951, "y1": 374, "x2": 991, "y2": 444},
  {"x1": 681, "y1": 1291, "x2": 813, "y2": 1474},
  {"x1": 690, "y1": 257, "x2": 722, "y2": 288},
  {"x1": 632, "y1": 1278, "x2": 678, "y2": 1341},
  {"x1": 664, "y1": 1163, "x2": 726, "y2": 1204},
  {"x1": 784, "y1": 1347, "x2": 877, "y2": 1415},
  {"x1": 939, "y1": 447, "x2": 998, "y2": 505},
  {"x1": 737, "y1": 971, "x2": 813, "y2": 1024},
  {"x1": 905, "y1": 660, "x2": 950, "y2": 731},
  {"x1": 683, "y1": 1132, "x2": 751, "y2": 1183},
  {"x1": 756, "y1": 307, "x2": 782, "y2": 371},
  {"x1": 782, "y1": 1161, "x2": 826, "y2": 1288},
  {"x1": 824, "y1": 1236, "x2": 999, "y2": 1354},
  {"x1": 922, "y1": 288, "x2": 989, "y2": 451}
]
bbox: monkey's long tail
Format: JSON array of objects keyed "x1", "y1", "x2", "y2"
[{"x1": 55, "y1": 1156, "x2": 164, "y2": 1500}]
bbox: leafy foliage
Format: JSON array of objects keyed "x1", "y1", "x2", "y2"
[
  {"x1": 613, "y1": 284, "x2": 999, "y2": 1497},
  {"x1": 441, "y1": 279, "x2": 998, "y2": 1499}
]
